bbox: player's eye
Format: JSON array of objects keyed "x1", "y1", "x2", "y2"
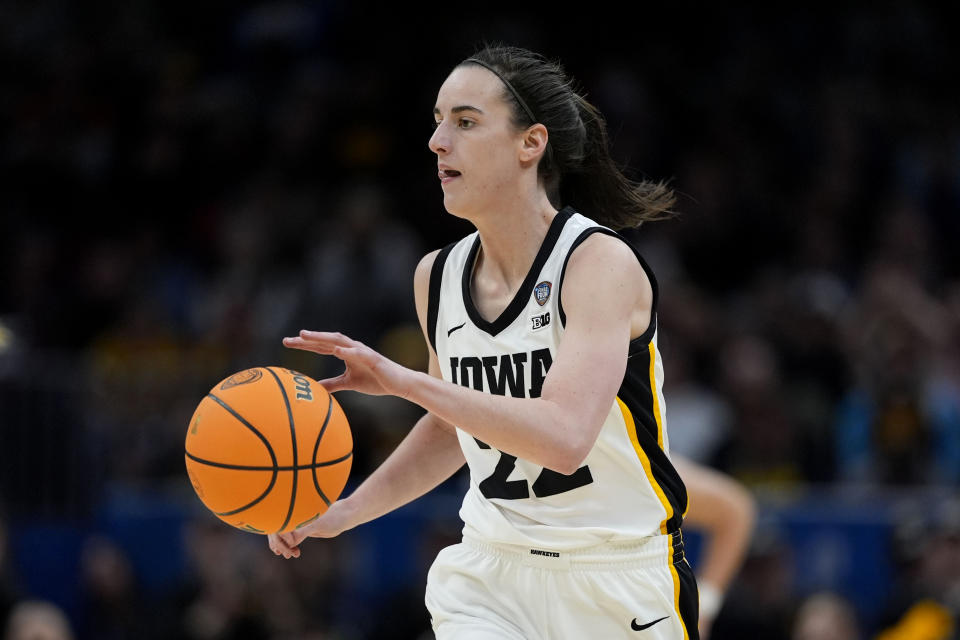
[{"x1": 458, "y1": 118, "x2": 475, "y2": 129}]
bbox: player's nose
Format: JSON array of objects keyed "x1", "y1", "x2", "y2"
[{"x1": 428, "y1": 122, "x2": 450, "y2": 155}]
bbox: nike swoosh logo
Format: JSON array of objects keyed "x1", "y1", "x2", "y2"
[
  {"x1": 447, "y1": 323, "x2": 466, "y2": 337},
  {"x1": 631, "y1": 616, "x2": 669, "y2": 631}
]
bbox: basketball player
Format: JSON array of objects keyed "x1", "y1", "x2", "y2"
[{"x1": 269, "y1": 45, "x2": 699, "y2": 639}]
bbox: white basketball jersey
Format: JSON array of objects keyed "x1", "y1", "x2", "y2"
[{"x1": 427, "y1": 207, "x2": 688, "y2": 550}]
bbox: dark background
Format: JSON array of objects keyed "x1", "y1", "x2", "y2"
[{"x1": 1, "y1": 3, "x2": 959, "y2": 639}]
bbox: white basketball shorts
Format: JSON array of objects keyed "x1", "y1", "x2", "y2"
[{"x1": 425, "y1": 531, "x2": 699, "y2": 639}]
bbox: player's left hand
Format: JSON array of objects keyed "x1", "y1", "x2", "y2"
[
  {"x1": 283, "y1": 330, "x2": 412, "y2": 398},
  {"x1": 268, "y1": 499, "x2": 354, "y2": 559}
]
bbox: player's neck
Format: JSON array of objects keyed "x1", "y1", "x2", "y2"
[{"x1": 471, "y1": 193, "x2": 557, "y2": 290}]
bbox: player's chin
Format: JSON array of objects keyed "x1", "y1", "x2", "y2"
[{"x1": 441, "y1": 195, "x2": 472, "y2": 220}]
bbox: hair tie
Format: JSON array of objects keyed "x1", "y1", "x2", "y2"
[{"x1": 465, "y1": 58, "x2": 537, "y2": 125}]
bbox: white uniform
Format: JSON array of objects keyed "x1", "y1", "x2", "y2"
[{"x1": 424, "y1": 208, "x2": 699, "y2": 639}]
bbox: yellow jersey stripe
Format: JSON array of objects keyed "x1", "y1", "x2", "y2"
[
  {"x1": 667, "y1": 535, "x2": 690, "y2": 640},
  {"x1": 616, "y1": 397, "x2": 672, "y2": 535},
  {"x1": 647, "y1": 341, "x2": 689, "y2": 519},
  {"x1": 647, "y1": 342, "x2": 664, "y2": 450},
  {"x1": 617, "y1": 396, "x2": 690, "y2": 639}
]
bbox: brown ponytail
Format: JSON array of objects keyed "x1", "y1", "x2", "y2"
[{"x1": 461, "y1": 45, "x2": 676, "y2": 229}]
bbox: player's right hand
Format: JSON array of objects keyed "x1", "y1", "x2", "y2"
[{"x1": 283, "y1": 330, "x2": 413, "y2": 399}]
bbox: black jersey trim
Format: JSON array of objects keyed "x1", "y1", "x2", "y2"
[
  {"x1": 556, "y1": 228, "x2": 659, "y2": 349},
  {"x1": 617, "y1": 350, "x2": 688, "y2": 533},
  {"x1": 427, "y1": 242, "x2": 457, "y2": 353},
  {"x1": 671, "y1": 533, "x2": 700, "y2": 639},
  {"x1": 462, "y1": 206, "x2": 574, "y2": 337},
  {"x1": 266, "y1": 367, "x2": 298, "y2": 532}
]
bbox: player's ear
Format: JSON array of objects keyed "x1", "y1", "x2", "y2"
[{"x1": 519, "y1": 123, "x2": 548, "y2": 164}]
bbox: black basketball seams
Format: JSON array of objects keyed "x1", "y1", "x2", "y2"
[
  {"x1": 185, "y1": 450, "x2": 353, "y2": 472},
  {"x1": 201, "y1": 392, "x2": 279, "y2": 468},
  {"x1": 215, "y1": 495, "x2": 272, "y2": 517},
  {"x1": 265, "y1": 367, "x2": 298, "y2": 531},
  {"x1": 312, "y1": 393, "x2": 335, "y2": 506},
  {"x1": 194, "y1": 393, "x2": 279, "y2": 516}
]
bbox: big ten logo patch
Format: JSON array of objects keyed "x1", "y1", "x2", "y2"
[{"x1": 530, "y1": 311, "x2": 551, "y2": 331}]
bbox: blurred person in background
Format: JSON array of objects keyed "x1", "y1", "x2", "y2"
[
  {"x1": 711, "y1": 518, "x2": 798, "y2": 638},
  {"x1": 177, "y1": 519, "x2": 281, "y2": 639},
  {"x1": 655, "y1": 289, "x2": 733, "y2": 467},
  {"x1": 712, "y1": 334, "x2": 808, "y2": 488},
  {"x1": 305, "y1": 181, "x2": 423, "y2": 349},
  {"x1": 3, "y1": 601, "x2": 73, "y2": 640},
  {"x1": 791, "y1": 591, "x2": 862, "y2": 640},
  {"x1": 875, "y1": 599, "x2": 954, "y2": 640},
  {"x1": 674, "y1": 456, "x2": 757, "y2": 639},
  {"x1": 873, "y1": 499, "x2": 960, "y2": 640},
  {"x1": 835, "y1": 261, "x2": 960, "y2": 485},
  {"x1": 78, "y1": 536, "x2": 143, "y2": 640}
]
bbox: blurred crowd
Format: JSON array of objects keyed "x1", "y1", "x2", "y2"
[{"x1": 1, "y1": 2, "x2": 959, "y2": 639}]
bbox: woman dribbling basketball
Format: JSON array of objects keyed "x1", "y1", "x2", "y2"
[{"x1": 269, "y1": 45, "x2": 699, "y2": 640}]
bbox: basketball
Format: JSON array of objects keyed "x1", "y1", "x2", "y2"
[{"x1": 184, "y1": 367, "x2": 353, "y2": 534}]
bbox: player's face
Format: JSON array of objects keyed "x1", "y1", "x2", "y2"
[{"x1": 429, "y1": 65, "x2": 528, "y2": 218}]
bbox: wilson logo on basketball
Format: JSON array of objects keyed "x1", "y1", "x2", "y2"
[
  {"x1": 220, "y1": 368, "x2": 263, "y2": 390},
  {"x1": 292, "y1": 374, "x2": 313, "y2": 401}
]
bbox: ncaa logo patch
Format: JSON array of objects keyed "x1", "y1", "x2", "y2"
[{"x1": 533, "y1": 281, "x2": 552, "y2": 306}]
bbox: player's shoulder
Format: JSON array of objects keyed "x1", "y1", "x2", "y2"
[
  {"x1": 565, "y1": 231, "x2": 646, "y2": 280},
  {"x1": 560, "y1": 230, "x2": 653, "y2": 316},
  {"x1": 413, "y1": 248, "x2": 444, "y2": 315},
  {"x1": 414, "y1": 248, "x2": 443, "y2": 285},
  {"x1": 413, "y1": 237, "x2": 466, "y2": 307},
  {"x1": 413, "y1": 248, "x2": 446, "y2": 337},
  {"x1": 414, "y1": 233, "x2": 476, "y2": 287}
]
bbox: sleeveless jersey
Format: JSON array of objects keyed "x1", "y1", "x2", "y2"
[{"x1": 427, "y1": 207, "x2": 687, "y2": 550}]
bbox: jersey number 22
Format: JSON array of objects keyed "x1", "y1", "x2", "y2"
[{"x1": 474, "y1": 439, "x2": 593, "y2": 499}]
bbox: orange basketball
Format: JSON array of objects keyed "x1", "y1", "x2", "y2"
[{"x1": 184, "y1": 367, "x2": 352, "y2": 534}]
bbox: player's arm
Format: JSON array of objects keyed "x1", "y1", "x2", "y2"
[
  {"x1": 673, "y1": 455, "x2": 756, "y2": 635},
  {"x1": 327, "y1": 251, "x2": 466, "y2": 526},
  {"x1": 269, "y1": 251, "x2": 465, "y2": 559},
  {"x1": 408, "y1": 234, "x2": 641, "y2": 473},
  {"x1": 285, "y1": 234, "x2": 644, "y2": 474}
]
